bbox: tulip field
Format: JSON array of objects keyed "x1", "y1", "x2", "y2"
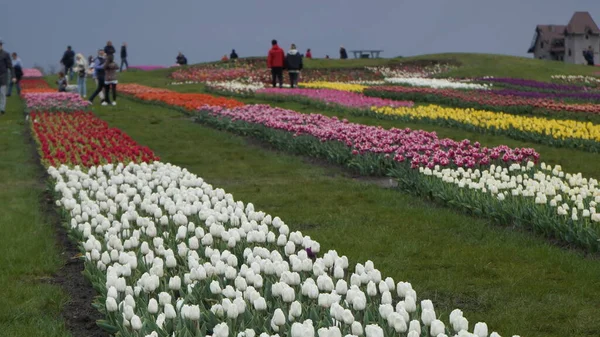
[{"x1": 3, "y1": 54, "x2": 600, "y2": 337}]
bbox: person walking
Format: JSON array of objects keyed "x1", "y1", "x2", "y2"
[
  {"x1": 60, "y1": 46, "x2": 75, "y2": 80},
  {"x1": 102, "y1": 54, "x2": 119, "y2": 106},
  {"x1": 88, "y1": 49, "x2": 106, "y2": 104},
  {"x1": 0, "y1": 38, "x2": 16, "y2": 116},
  {"x1": 120, "y1": 42, "x2": 128, "y2": 71},
  {"x1": 230, "y1": 49, "x2": 238, "y2": 60},
  {"x1": 104, "y1": 41, "x2": 116, "y2": 57},
  {"x1": 7, "y1": 53, "x2": 23, "y2": 97},
  {"x1": 176, "y1": 52, "x2": 188, "y2": 65},
  {"x1": 584, "y1": 46, "x2": 595, "y2": 66},
  {"x1": 306, "y1": 49, "x2": 312, "y2": 59},
  {"x1": 339, "y1": 45, "x2": 348, "y2": 59},
  {"x1": 267, "y1": 39, "x2": 285, "y2": 88},
  {"x1": 285, "y1": 44, "x2": 303, "y2": 88},
  {"x1": 74, "y1": 53, "x2": 88, "y2": 98}
]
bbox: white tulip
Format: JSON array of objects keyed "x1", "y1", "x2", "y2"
[
  {"x1": 148, "y1": 298, "x2": 159, "y2": 314},
  {"x1": 474, "y1": 322, "x2": 489, "y2": 337},
  {"x1": 364, "y1": 324, "x2": 384, "y2": 337},
  {"x1": 253, "y1": 297, "x2": 267, "y2": 311},
  {"x1": 430, "y1": 320, "x2": 445, "y2": 336},
  {"x1": 130, "y1": 315, "x2": 142, "y2": 330},
  {"x1": 105, "y1": 297, "x2": 118, "y2": 312}
]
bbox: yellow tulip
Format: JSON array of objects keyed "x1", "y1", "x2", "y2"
[
  {"x1": 372, "y1": 105, "x2": 600, "y2": 142},
  {"x1": 299, "y1": 82, "x2": 367, "y2": 92}
]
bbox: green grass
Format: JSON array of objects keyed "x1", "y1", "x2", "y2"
[
  {"x1": 89, "y1": 94, "x2": 600, "y2": 337},
  {"x1": 0, "y1": 97, "x2": 70, "y2": 337},
  {"x1": 404, "y1": 53, "x2": 600, "y2": 80}
]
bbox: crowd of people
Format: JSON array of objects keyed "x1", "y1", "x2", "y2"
[
  {"x1": 0, "y1": 37, "x2": 352, "y2": 115},
  {"x1": 56, "y1": 41, "x2": 126, "y2": 106}
]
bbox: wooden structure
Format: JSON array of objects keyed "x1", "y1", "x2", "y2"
[{"x1": 349, "y1": 50, "x2": 384, "y2": 59}]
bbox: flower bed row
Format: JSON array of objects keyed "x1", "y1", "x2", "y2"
[
  {"x1": 299, "y1": 82, "x2": 371, "y2": 92},
  {"x1": 119, "y1": 84, "x2": 245, "y2": 110},
  {"x1": 29, "y1": 83, "x2": 515, "y2": 336},
  {"x1": 384, "y1": 78, "x2": 491, "y2": 90},
  {"x1": 201, "y1": 104, "x2": 536, "y2": 170},
  {"x1": 129, "y1": 65, "x2": 167, "y2": 71},
  {"x1": 30, "y1": 111, "x2": 159, "y2": 167},
  {"x1": 170, "y1": 62, "x2": 453, "y2": 85},
  {"x1": 21, "y1": 78, "x2": 56, "y2": 93},
  {"x1": 23, "y1": 68, "x2": 44, "y2": 78},
  {"x1": 23, "y1": 92, "x2": 91, "y2": 112},
  {"x1": 255, "y1": 88, "x2": 414, "y2": 110},
  {"x1": 372, "y1": 105, "x2": 600, "y2": 153},
  {"x1": 479, "y1": 77, "x2": 587, "y2": 91},
  {"x1": 205, "y1": 83, "x2": 600, "y2": 153},
  {"x1": 188, "y1": 104, "x2": 600, "y2": 253},
  {"x1": 490, "y1": 88, "x2": 600, "y2": 102},
  {"x1": 551, "y1": 75, "x2": 600, "y2": 86},
  {"x1": 48, "y1": 162, "x2": 511, "y2": 337},
  {"x1": 364, "y1": 86, "x2": 600, "y2": 118}
]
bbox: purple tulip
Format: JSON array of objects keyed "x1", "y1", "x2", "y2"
[{"x1": 479, "y1": 77, "x2": 586, "y2": 91}]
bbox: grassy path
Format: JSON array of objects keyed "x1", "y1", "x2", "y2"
[
  {"x1": 93, "y1": 96, "x2": 600, "y2": 337},
  {"x1": 0, "y1": 97, "x2": 69, "y2": 336}
]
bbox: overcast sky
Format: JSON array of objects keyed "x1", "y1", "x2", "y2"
[{"x1": 1, "y1": 0, "x2": 599, "y2": 68}]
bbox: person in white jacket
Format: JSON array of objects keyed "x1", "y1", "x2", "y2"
[{"x1": 74, "y1": 53, "x2": 88, "y2": 97}]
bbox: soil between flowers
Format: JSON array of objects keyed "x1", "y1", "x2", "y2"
[{"x1": 26, "y1": 126, "x2": 107, "y2": 337}]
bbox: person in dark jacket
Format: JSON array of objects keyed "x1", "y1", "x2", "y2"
[
  {"x1": 102, "y1": 54, "x2": 119, "y2": 106},
  {"x1": 339, "y1": 45, "x2": 348, "y2": 59},
  {"x1": 120, "y1": 42, "x2": 128, "y2": 71},
  {"x1": 88, "y1": 49, "x2": 106, "y2": 104},
  {"x1": 176, "y1": 52, "x2": 188, "y2": 65},
  {"x1": 104, "y1": 41, "x2": 116, "y2": 56},
  {"x1": 0, "y1": 38, "x2": 16, "y2": 115},
  {"x1": 584, "y1": 46, "x2": 595, "y2": 66},
  {"x1": 60, "y1": 45, "x2": 75, "y2": 80},
  {"x1": 230, "y1": 49, "x2": 238, "y2": 60},
  {"x1": 267, "y1": 39, "x2": 285, "y2": 88},
  {"x1": 7, "y1": 53, "x2": 23, "y2": 96},
  {"x1": 285, "y1": 44, "x2": 303, "y2": 88}
]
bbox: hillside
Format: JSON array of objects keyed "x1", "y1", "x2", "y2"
[{"x1": 121, "y1": 53, "x2": 600, "y2": 83}]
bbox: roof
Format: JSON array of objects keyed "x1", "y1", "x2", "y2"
[
  {"x1": 528, "y1": 25, "x2": 566, "y2": 53},
  {"x1": 537, "y1": 25, "x2": 567, "y2": 40},
  {"x1": 565, "y1": 11, "x2": 600, "y2": 35}
]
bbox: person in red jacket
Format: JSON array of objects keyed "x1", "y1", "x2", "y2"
[
  {"x1": 267, "y1": 39, "x2": 285, "y2": 88},
  {"x1": 306, "y1": 49, "x2": 312, "y2": 59}
]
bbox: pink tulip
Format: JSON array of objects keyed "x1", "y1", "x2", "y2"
[
  {"x1": 257, "y1": 88, "x2": 414, "y2": 109},
  {"x1": 199, "y1": 104, "x2": 539, "y2": 168}
]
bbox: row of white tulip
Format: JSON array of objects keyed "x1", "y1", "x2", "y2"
[
  {"x1": 205, "y1": 81, "x2": 267, "y2": 94},
  {"x1": 384, "y1": 77, "x2": 491, "y2": 90},
  {"x1": 50, "y1": 161, "x2": 515, "y2": 337},
  {"x1": 366, "y1": 64, "x2": 455, "y2": 79},
  {"x1": 169, "y1": 81, "x2": 201, "y2": 86},
  {"x1": 550, "y1": 75, "x2": 600, "y2": 84},
  {"x1": 415, "y1": 161, "x2": 600, "y2": 243}
]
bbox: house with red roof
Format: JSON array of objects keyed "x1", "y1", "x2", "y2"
[{"x1": 528, "y1": 11, "x2": 599, "y2": 65}]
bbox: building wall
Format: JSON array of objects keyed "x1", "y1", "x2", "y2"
[
  {"x1": 533, "y1": 38, "x2": 554, "y2": 60},
  {"x1": 565, "y1": 35, "x2": 600, "y2": 64}
]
